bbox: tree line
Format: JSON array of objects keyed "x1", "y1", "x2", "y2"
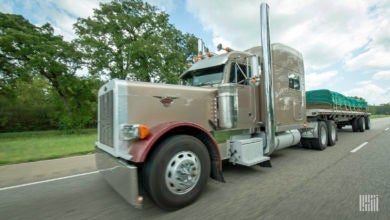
[
  {"x1": 0, "y1": 0, "x2": 198, "y2": 132},
  {"x1": 369, "y1": 104, "x2": 390, "y2": 115}
]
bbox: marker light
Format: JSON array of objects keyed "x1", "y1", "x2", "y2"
[
  {"x1": 199, "y1": 55, "x2": 204, "y2": 60},
  {"x1": 206, "y1": 52, "x2": 212, "y2": 57},
  {"x1": 137, "y1": 196, "x2": 144, "y2": 204},
  {"x1": 138, "y1": 124, "x2": 150, "y2": 139}
]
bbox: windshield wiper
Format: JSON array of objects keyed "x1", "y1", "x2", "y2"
[{"x1": 197, "y1": 82, "x2": 216, "y2": 87}]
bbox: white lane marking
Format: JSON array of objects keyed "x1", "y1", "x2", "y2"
[
  {"x1": 350, "y1": 142, "x2": 368, "y2": 153},
  {"x1": 0, "y1": 171, "x2": 99, "y2": 191},
  {"x1": 385, "y1": 128, "x2": 389, "y2": 131}
]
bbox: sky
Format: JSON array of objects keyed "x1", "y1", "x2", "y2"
[{"x1": 0, "y1": 0, "x2": 389, "y2": 105}]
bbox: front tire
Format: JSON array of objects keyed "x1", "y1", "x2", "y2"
[{"x1": 143, "y1": 135, "x2": 210, "y2": 211}]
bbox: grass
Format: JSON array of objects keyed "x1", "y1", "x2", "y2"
[
  {"x1": 370, "y1": 114, "x2": 390, "y2": 119},
  {"x1": 0, "y1": 129, "x2": 97, "y2": 165}
]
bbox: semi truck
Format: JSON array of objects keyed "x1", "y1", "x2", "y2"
[{"x1": 95, "y1": 3, "x2": 370, "y2": 210}]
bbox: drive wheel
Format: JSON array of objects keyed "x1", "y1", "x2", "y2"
[
  {"x1": 358, "y1": 117, "x2": 364, "y2": 132},
  {"x1": 326, "y1": 120, "x2": 337, "y2": 146},
  {"x1": 364, "y1": 117, "x2": 370, "y2": 130},
  {"x1": 313, "y1": 121, "x2": 328, "y2": 150},
  {"x1": 143, "y1": 135, "x2": 210, "y2": 211}
]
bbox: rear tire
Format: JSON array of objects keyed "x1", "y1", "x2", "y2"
[
  {"x1": 143, "y1": 135, "x2": 210, "y2": 211},
  {"x1": 326, "y1": 120, "x2": 337, "y2": 146},
  {"x1": 351, "y1": 118, "x2": 358, "y2": 132},
  {"x1": 313, "y1": 121, "x2": 328, "y2": 150},
  {"x1": 358, "y1": 117, "x2": 364, "y2": 132},
  {"x1": 301, "y1": 138, "x2": 311, "y2": 149},
  {"x1": 364, "y1": 117, "x2": 370, "y2": 130}
]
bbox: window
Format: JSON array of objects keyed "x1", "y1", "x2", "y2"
[
  {"x1": 288, "y1": 73, "x2": 300, "y2": 90},
  {"x1": 182, "y1": 64, "x2": 224, "y2": 86},
  {"x1": 229, "y1": 62, "x2": 251, "y2": 85}
]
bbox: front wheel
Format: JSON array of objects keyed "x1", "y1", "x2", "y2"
[{"x1": 143, "y1": 135, "x2": 210, "y2": 211}]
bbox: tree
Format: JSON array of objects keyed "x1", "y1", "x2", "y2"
[
  {"x1": 0, "y1": 13, "x2": 82, "y2": 110},
  {"x1": 74, "y1": 0, "x2": 197, "y2": 83},
  {"x1": 0, "y1": 13, "x2": 98, "y2": 131}
]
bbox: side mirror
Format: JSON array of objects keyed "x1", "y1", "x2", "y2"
[{"x1": 250, "y1": 55, "x2": 261, "y2": 86}]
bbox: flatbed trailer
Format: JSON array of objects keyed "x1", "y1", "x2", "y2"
[{"x1": 301, "y1": 108, "x2": 370, "y2": 150}]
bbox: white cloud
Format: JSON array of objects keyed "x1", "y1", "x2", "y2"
[
  {"x1": 373, "y1": 70, "x2": 390, "y2": 80},
  {"x1": 344, "y1": 81, "x2": 390, "y2": 105},
  {"x1": 51, "y1": 0, "x2": 103, "y2": 18},
  {"x1": 305, "y1": 70, "x2": 338, "y2": 90},
  {"x1": 186, "y1": 0, "x2": 380, "y2": 71},
  {"x1": 146, "y1": 0, "x2": 176, "y2": 12}
]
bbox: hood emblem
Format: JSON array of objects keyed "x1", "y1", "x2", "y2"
[{"x1": 154, "y1": 96, "x2": 178, "y2": 107}]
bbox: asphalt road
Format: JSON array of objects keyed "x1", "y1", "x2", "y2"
[{"x1": 0, "y1": 118, "x2": 389, "y2": 220}]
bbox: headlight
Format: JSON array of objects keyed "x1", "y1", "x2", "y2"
[{"x1": 120, "y1": 124, "x2": 150, "y2": 140}]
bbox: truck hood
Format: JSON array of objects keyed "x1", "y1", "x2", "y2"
[{"x1": 122, "y1": 81, "x2": 217, "y2": 130}]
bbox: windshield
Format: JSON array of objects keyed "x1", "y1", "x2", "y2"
[{"x1": 182, "y1": 65, "x2": 224, "y2": 86}]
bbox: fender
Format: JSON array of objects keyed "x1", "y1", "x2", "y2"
[{"x1": 129, "y1": 121, "x2": 224, "y2": 182}]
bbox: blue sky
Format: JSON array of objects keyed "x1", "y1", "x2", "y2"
[{"x1": 1, "y1": 0, "x2": 389, "y2": 105}]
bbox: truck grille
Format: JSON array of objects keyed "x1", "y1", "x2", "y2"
[{"x1": 99, "y1": 90, "x2": 114, "y2": 147}]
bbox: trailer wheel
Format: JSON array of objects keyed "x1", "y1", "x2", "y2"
[
  {"x1": 143, "y1": 135, "x2": 210, "y2": 211},
  {"x1": 364, "y1": 117, "x2": 370, "y2": 130},
  {"x1": 358, "y1": 117, "x2": 364, "y2": 132},
  {"x1": 326, "y1": 120, "x2": 337, "y2": 146},
  {"x1": 313, "y1": 121, "x2": 328, "y2": 150},
  {"x1": 351, "y1": 118, "x2": 358, "y2": 132}
]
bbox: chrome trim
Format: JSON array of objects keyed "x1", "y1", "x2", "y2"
[
  {"x1": 95, "y1": 147, "x2": 141, "y2": 208},
  {"x1": 274, "y1": 129, "x2": 301, "y2": 151},
  {"x1": 260, "y1": 3, "x2": 276, "y2": 155},
  {"x1": 217, "y1": 84, "x2": 238, "y2": 129},
  {"x1": 165, "y1": 151, "x2": 201, "y2": 195},
  {"x1": 97, "y1": 79, "x2": 130, "y2": 160}
]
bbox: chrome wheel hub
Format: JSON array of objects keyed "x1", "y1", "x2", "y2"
[
  {"x1": 331, "y1": 125, "x2": 336, "y2": 141},
  {"x1": 320, "y1": 126, "x2": 327, "y2": 145},
  {"x1": 165, "y1": 151, "x2": 201, "y2": 195}
]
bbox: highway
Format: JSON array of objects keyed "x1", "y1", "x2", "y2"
[{"x1": 0, "y1": 117, "x2": 389, "y2": 219}]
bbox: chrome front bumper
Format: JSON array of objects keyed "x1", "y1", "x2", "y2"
[{"x1": 95, "y1": 147, "x2": 142, "y2": 208}]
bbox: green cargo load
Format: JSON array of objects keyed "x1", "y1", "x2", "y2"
[{"x1": 306, "y1": 89, "x2": 368, "y2": 111}]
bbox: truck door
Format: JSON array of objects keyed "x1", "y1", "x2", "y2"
[{"x1": 228, "y1": 58, "x2": 257, "y2": 129}]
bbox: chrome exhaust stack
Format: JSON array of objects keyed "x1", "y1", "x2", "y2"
[{"x1": 260, "y1": 3, "x2": 276, "y2": 155}]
